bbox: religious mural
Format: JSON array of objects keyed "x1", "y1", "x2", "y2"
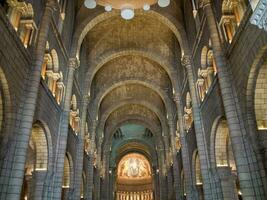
[{"x1": 117, "y1": 153, "x2": 151, "y2": 180}]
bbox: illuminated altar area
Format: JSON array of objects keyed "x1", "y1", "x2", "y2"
[{"x1": 116, "y1": 153, "x2": 154, "y2": 200}]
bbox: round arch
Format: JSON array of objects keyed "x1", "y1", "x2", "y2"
[
  {"x1": 100, "y1": 101, "x2": 166, "y2": 131},
  {"x1": 0, "y1": 66, "x2": 13, "y2": 157},
  {"x1": 246, "y1": 44, "x2": 267, "y2": 144},
  {"x1": 89, "y1": 80, "x2": 173, "y2": 121},
  {"x1": 71, "y1": 9, "x2": 187, "y2": 59},
  {"x1": 210, "y1": 117, "x2": 236, "y2": 170}
]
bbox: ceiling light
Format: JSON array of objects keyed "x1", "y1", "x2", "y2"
[
  {"x1": 121, "y1": 8, "x2": 135, "y2": 20},
  {"x1": 84, "y1": 0, "x2": 170, "y2": 20},
  {"x1": 84, "y1": 0, "x2": 97, "y2": 9},
  {"x1": 105, "y1": 4, "x2": 112, "y2": 12},
  {"x1": 143, "y1": 4, "x2": 150, "y2": 11},
  {"x1": 158, "y1": 0, "x2": 170, "y2": 7}
]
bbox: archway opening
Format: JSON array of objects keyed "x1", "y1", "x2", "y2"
[
  {"x1": 215, "y1": 119, "x2": 241, "y2": 199},
  {"x1": 254, "y1": 62, "x2": 267, "y2": 130},
  {"x1": 21, "y1": 123, "x2": 49, "y2": 200},
  {"x1": 116, "y1": 153, "x2": 153, "y2": 200}
]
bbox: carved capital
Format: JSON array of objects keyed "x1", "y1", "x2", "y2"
[
  {"x1": 181, "y1": 55, "x2": 191, "y2": 67},
  {"x1": 46, "y1": 0, "x2": 58, "y2": 11},
  {"x1": 83, "y1": 94, "x2": 90, "y2": 102},
  {"x1": 172, "y1": 93, "x2": 180, "y2": 104},
  {"x1": 69, "y1": 58, "x2": 79, "y2": 70},
  {"x1": 202, "y1": 0, "x2": 212, "y2": 7},
  {"x1": 168, "y1": 119, "x2": 175, "y2": 128},
  {"x1": 92, "y1": 119, "x2": 98, "y2": 130}
]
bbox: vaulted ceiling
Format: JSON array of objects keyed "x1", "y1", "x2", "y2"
[{"x1": 75, "y1": 0, "x2": 186, "y2": 169}]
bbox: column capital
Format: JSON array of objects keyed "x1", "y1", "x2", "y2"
[
  {"x1": 181, "y1": 55, "x2": 191, "y2": 67},
  {"x1": 92, "y1": 119, "x2": 98, "y2": 130},
  {"x1": 202, "y1": 0, "x2": 211, "y2": 7},
  {"x1": 83, "y1": 94, "x2": 90, "y2": 102},
  {"x1": 69, "y1": 58, "x2": 80, "y2": 70},
  {"x1": 172, "y1": 93, "x2": 180, "y2": 103},
  {"x1": 167, "y1": 119, "x2": 175, "y2": 127},
  {"x1": 46, "y1": 0, "x2": 58, "y2": 11}
]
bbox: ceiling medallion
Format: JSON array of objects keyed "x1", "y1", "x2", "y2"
[{"x1": 84, "y1": 0, "x2": 170, "y2": 20}]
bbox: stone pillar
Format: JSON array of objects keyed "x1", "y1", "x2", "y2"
[
  {"x1": 157, "y1": 149, "x2": 167, "y2": 200},
  {"x1": 46, "y1": 58, "x2": 78, "y2": 200},
  {"x1": 153, "y1": 168, "x2": 160, "y2": 200},
  {"x1": 0, "y1": 1, "x2": 57, "y2": 199},
  {"x1": 85, "y1": 120, "x2": 98, "y2": 200},
  {"x1": 168, "y1": 119, "x2": 183, "y2": 200},
  {"x1": 203, "y1": 0, "x2": 267, "y2": 198},
  {"x1": 73, "y1": 95, "x2": 90, "y2": 200},
  {"x1": 217, "y1": 167, "x2": 238, "y2": 200},
  {"x1": 173, "y1": 94, "x2": 197, "y2": 200},
  {"x1": 95, "y1": 173, "x2": 100, "y2": 200},
  {"x1": 181, "y1": 56, "x2": 223, "y2": 200}
]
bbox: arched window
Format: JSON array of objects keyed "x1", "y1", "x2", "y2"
[
  {"x1": 6, "y1": 0, "x2": 37, "y2": 48},
  {"x1": 181, "y1": 170, "x2": 186, "y2": 198},
  {"x1": 70, "y1": 95, "x2": 80, "y2": 134},
  {"x1": 254, "y1": 62, "x2": 267, "y2": 130},
  {"x1": 0, "y1": 83, "x2": 3, "y2": 133},
  {"x1": 184, "y1": 92, "x2": 193, "y2": 132},
  {"x1": 195, "y1": 152, "x2": 202, "y2": 185},
  {"x1": 62, "y1": 153, "x2": 72, "y2": 200},
  {"x1": 62, "y1": 155, "x2": 70, "y2": 188},
  {"x1": 41, "y1": 48, "x2": 65, "y2": 104},
  {"x1": 220, "y1": 0, "x2": 247, "y2": 43},
  {"x1": 197, "y1": 45, "x2": 217, "y2": 101},
  {"x1": 81, "y1": 172, "x2": 86, "y2": 199},
  {"x1": 193, "y1": 151, "x2": 204, "y2": 200}
]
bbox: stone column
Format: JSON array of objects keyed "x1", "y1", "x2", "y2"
[
  {"x1": 153, "y1": 168, "x2": 160, "y2": 200},
  {"x1": 85, "y1": 120, "x2": 98, "y2": 200},
  {"x1": 73, "y1": 95, "x2": 90, "y2": 200},
  {"x1": 217, "y1": 167, "x2": 238, "y2": 200},
  {"x1": 0, "y1": 1, "x2": 57, "y2": 199},
  {"x1": 168, "y1": 119, "x2": 183, "y2": 200},
  {"x1": 94, "y1": 171, "x2": 100, "y2": 200},
  {"x1": 157, "y1": 149, "x2": 167, "y2": 200},
  {"x1": 46, "y1": 58, "x2": 78, "y2": 200},
  {"x1": 181, "y1": 56, "x2": 223, "y2": 200},
  {"x1": 101, "y1": 170, "x2": 109, "y2": 200},
  {"x1": 173, "y1": 94, "x2": 198, "y2": 200},
  {"x1": 203, "y1": 0, "x2": 267, "y2": 198}
]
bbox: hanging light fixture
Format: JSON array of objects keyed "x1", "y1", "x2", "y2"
[
  {"x1": 84, "y1": 0, "x2": 170, "y2": 20},
  {"x1": 84, "y1": 0, "x2": 97, "y2": 9},
  {"x1": 121, "y1": 7, "x2": 135, "y2": 20}
]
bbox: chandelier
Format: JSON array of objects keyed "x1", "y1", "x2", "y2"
[{"x1": 84, "y1": 0, "x2": 170, "y2": 20}]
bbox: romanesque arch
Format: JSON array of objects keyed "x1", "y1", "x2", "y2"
[
  {"x1": 21, "y1": 122, "x2": 52, "y2": 200},
  {"x1": 62, "y1": 153, "x2": 74, "y2": 200},
  {"x1": 210, "y1": 117, "x2": 240, "y2": 199},
  {"x1": 192, "y1": 150, "x2": 204, "y2": 200}
]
